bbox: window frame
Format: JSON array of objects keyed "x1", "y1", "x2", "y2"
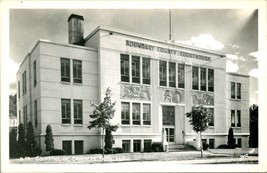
[
  {"x1": 200, "y1": 68, "x2": 207, "y2": 91},
  {"x1": 62, "y1": 140, "x2": 72, "y2": 155},
  {"x1": 132, "y1": 56, "x2": 140, "y2": 83},
  {"x1": 73, "y1": 59, "x2": 82, "y2": 84},
  {"x1": 208, "y1": 69, "x2": 214, "y2": 92},
  {"x1": 231, "y1": 82, "x2": 236, "y2": 99},
  {"x1": 237, "y1": 83, "x2": 241, "y2": 99},
  {"x1": 207, "y1": 108, "x2": 214, "y2": 127},
  {"x1": 74, "y1": 140, "x2": 84, "y2": 155},
  {"x1": 61, "y1": 99, "x2": 71, "y2": 124},
  {"x1": 33, "y1": 60, "x2": 37, "y2": 87},
  {"x1": 192, "y1": 66, "x2": 199, "y2": 90},
  {"x1": 74, "y1": 99, "x2": 83, "y2": 124},
  {"x1": 168, "y1": 62, "x2": 176, "y2": 88},
  {"x1": 133, "y1": 140, "x2": 141, "y2": 152},
  {"x1": 120, "y1": 54, "x2": 130, "y2": 82},
  {"x1": 142, "y1": 58, "x2": 150, "y2": 85},
  {"x1": 122, "y1": 140, "x2": 131, "y2": 153},
  {"x1": 178, "y1": 63, "x2": 185, "y2": 88},
  {"x1": 34, "y1": 100, "x2": 38, "y2": 127},
  {"x1": 121, "y1": 102, "x2": 130, "y2": 125},
  {"x1": 159, "y1": 60, "x2": 167, "y2": 86},
  {"x1": 143, "y1": 104, "x2": 151, "y2": 125},
  {"x1": 61, "y1": 58, "x2": 71, "y2": 82},
  {"x1": 132, "y1": 103, "x2": 141, "y2": 125}
]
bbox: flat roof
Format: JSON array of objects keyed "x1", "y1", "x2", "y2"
[
  {"x1": 85, "y1": 25, "x2": 226, "y2": 58},
  {"x1": 227, "y1": 72, "x2": 250, "y2": 78}
]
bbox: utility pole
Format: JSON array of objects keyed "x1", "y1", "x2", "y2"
[{"x1": 169, "y1": 9, "x2": 173, "y2": 43}]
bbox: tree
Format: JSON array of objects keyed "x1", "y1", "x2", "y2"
[
  {"x1": 45, "y1": 124, "x2": 54, "y2": 151},
  {"x1": 227, "y1": 127, "x2": 235, "y2": 148},
  {"x1": 9, "y1": 94, "x2": 17, "y2": 117},
  {"x1": 9, "y1": 128, "x2": 17, "y2": 158},
  {"x1": 249, "y1": 104, "x2": 258, "y2": 148},
  {"x1": 26, "y1": 122, "x2": 35, "y2": 156},
  {"x1": 17, "y1": 123, "x2": 26, "y2": 157},
  {"x1": 185, "y1": 105, "x2": 211, "y2": 158},
  {"x1": 88, "y1": 87, "x2": 118, "y2": 161}
]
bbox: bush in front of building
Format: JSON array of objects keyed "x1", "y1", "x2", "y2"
[
  {"x1": 150, "y1": 142, "x2": 163, "y2": 152},
  {"x1": 17, "y1": 123, "x2": 26, "y2": 157},
  {"x1": 217, "y1": 144, "x2": 239, "y2": 149},
  {"x1": 9, "y1": 128, "x2": 17, "y2": 158},
  {"x1": 202, "y1": 143, "x2": 209, "y2": 150},
  {"x1": 227, "y1": 127, "x2": 235, "y2": 148},
  {"x1": 106, "y1": 147, "x2": 124, "y2": 154},
  {"x1": 45, "y1": 124, "x2": 54, "y2": 151},
  {"x1": 50, "y1": 149, "x2": 66, "y2": 156},
  {"x1": 88, "y1": 149, "x2": 104, "y2": 154}
]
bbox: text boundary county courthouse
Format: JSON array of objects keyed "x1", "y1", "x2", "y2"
[{"x1": 17, "y1": 14, "x2": 250, "y2": 154}]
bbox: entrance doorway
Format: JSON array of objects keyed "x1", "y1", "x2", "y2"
[{"x1": 162, "y1": 106, "x2": 175, "y2": 143}]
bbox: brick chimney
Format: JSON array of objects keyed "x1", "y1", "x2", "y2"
[{"x1": 68, "y1": 14, "x2": 84, "y2": 46}]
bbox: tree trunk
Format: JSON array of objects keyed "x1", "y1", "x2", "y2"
[
  {"x1": 102, "y1": 128, "x2": 105, "y2": 163},
  {"x1": 200, "y1": 132, "x2": 203, "y2": 158}
]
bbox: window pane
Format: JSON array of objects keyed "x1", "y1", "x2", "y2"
[
  {"x1": 33, "y1": 61, "x2": 37, "y2": 86},
  {"x1": 142, "y1": 58, "x2": 150, "y2": 84},
  {"x1": 121, "y1": 102, "x2": 130, "y2": 124},
  {"x1": 34, "y1": 100, "x2": 38, "y2": 126},
  {"x1": 208, "y1": 69, "x2": 214, "y2": 92},
  {"x1": 231, "y1": 82, "x2": 235, "y2": 99},
  {"x1": 132, "y1": 103, "x2": 140, "y2": 125},
  {"x1": 169, "y1": 62, "x2": 176, "y2": 87},
  {"x1": 62, "y1": 99, "x2": 71, "y2": 124},
  {"x1": 208, "y1": 108, "x2": 214, "y2": 126},
  {"x1": 192, "y1": 66, "x2": 199, "y2": 90},
  {"x1": 143, "y1": 104, "x2": 151, "y2": 125},
  {"x1": 73, "y1": 60, "x2": 82, "y2": 83},
  {"x1": 209, "y1": 139, "x2": 215, "y2": 149},
  {"x1": 122, "y1": 140, "x2": 130, "y2": 153},
  {"x1": 133, "y1": 140, "x2": 141, "y2": 152},
  {"x1": 237, "y1": 110, "x2": 241, "y2": 127},
  {"x1": 75, "y1": 140, "x2": 83, "y2": 155},
  {"x1": 200, "y1": 68, "x2": 206, "y2": 91},
  {"x1": 237, "y1": 83, "x2": 241, "y2": 99},
  {"x1": 132, "y1": 56, "x2": 140, "y2": 83},
  {"x1": 61, "y1": 58, "x2": 70, "y2": 82},
  {"x1": 159, "y1": 61, "x2": 167, "y2": 86},
  {"x1": 144, "y1": 140, "x2": 152, "y2": 152},
  {"x1": 74, "y1": 100, "x2": 82, "y2": 124},
  {"x1": 238, "y1": 138, "x2": 242, "y2": 148},
  {"x1": 162, "y1": 106, "x2": 175, "y2": 125},
  {"x1": 178, "y1": 64, "x2": 185, "y2": 88},
  {"x1": 62, "y1": 141, "x2": 72, "y2": 155},
  {"x1": 121, "y1": 54, "x2": 129, "y2": 82},
  {"x1": 231, "y1": 110, "x2": 235, "y2": 127}
]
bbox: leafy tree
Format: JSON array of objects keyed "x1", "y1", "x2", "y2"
[
  {"x1": 249, "y1": 104, "x2": 258, "y2": 148},
  {"x1": 186, "y1": 105, "x2": 211, "y2": 157},
  {"x1": 227, "y1": 127, "x2": 235, "y2": 148},
  {"x1": 88, "y1": 87, "x2": 118, "y2": 161},
  {"x1": 17, "y1": 123, "x2": 26, "y2": 157},
  {"x1": 9, "y1": 94, "x2": 17, "y2": 117},
  {"x1": 9, "y1": 128, "x2": 17, "y2": 158},
  {"x1": 45, "y1": 124, "x2": 54, "y2": 151}
]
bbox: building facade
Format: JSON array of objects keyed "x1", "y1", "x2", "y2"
[{"x1": 17, "y1": 14, "x2": 250, "y2": 154}]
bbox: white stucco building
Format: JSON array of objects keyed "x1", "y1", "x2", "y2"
[{"x1": 16, "y1": 14, "x2": 250, "y2": 154}]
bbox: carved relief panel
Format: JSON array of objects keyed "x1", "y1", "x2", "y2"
[
  {"x1": 121, "y1": 84, "x2": 151, "y2": 101},
  {"x1": 160, "y1": 88, "x2": 184, "y2": 103},
  {"x1": 192, "y1": 91, "x2": 214, "y2": 106}
]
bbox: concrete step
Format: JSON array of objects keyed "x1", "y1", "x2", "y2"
[{"x1": 168, "y1": 144, "x2": 185, "y2": 152}]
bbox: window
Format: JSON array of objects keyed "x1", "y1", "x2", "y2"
[
  {"x1": 61, "y1": 58, "x2": 70, "y2": 82},
  {"x1": 207, "y1": 108, "x2": 214, "y2": 126},
  {"x1": 202, "y1": 139, "x2": 207, "y2": 146},
  {"x1": 159, "y1": 61, "x2": 167, "y2": 86},
  {"x1": 75, "y1": 140, "x2": 84, "y2": 155},
  {"x1": 144, "y1": 140, "x2": 152, "y2": 152},
  {"x1": 231, "y1": 82, "x2": 235, "y2": 99},
  {"x1": 237, "y1": 110, "x2": 241, "y2": 127},
  {"x1": 192, "y1": 66, "x2": 199, "y2": 90},
  {"x1": 142, "y1": 58, "x2": 150, "y2": 84},
  {"x1": 178, "y1": 64, "x2": 185, "y2": 88},
  {"x1": 61, "y1": 99, "x2": 71, "y2": 124},
  {"x1": 237, "y1": 138, "x2": 242, "y2": 148},
  {"x1": 143, "y1": 104, "x2": 151, "y2": 125},
  {"x1": 73, "y1": 60, "x2": 82, "y2": 83},
  {"x1": 132, "y1": 103, "x2": 140, "y2": 125},
  {"x1": 162, "y1": 106, "x2": 175, "y2": 125},
  {"x1": 33, "y1": 60, "x2": 37, "y2": 86},
  {"x1": 133, "y1": 140, "x2": 141, "y2": 152},
  {"x1": 22, "y1": 71, "x2": 27, "y2": 94},
  {"x1": 209, "y1": 139, "x2": 215, "y2": 149},
  {"x1": 208, "y1": 69, "x2": 214, "y2": 92},
  {"x1": 200, "y1": 68, "x2": 206, "y2": 91},
  {"x1": 34, "y1": 100, "x2": 38, "y2": 127},
  {"x1": 19, "y1": 111, "x2": 21, "y2": 124},
  {"x1": 121, "y1": 102, "x2": 130, "y2": 125},
  {"x1": 18, "y1": 81, "x2": 20, "y2": 98},
  {"x1": 121, "y1": 54, "x2": 130, "y2": 82},
  {"x1": 122, "y1": 140, "x2": 130, "y2": 153},
  {"x1": 169, "y1": 62, "x2": 176, "y2": 87},
  {"x1": 132, "y1": 56, "x2": 140, "y2": 83},
  {"x1": 237, "y1": 83, "x2": 241, "y2": 99},
  {"x1": 231, "y1": 110, "x2": 235, "y2": 127},
  {"x1": 62, "y1": 141, "x2": 72, "y2": 155},
  {"x1": 23, "y1": 106, "x2": 27, "y2": 126},
  {"x1": 74, "y1": 100, "x2": 83, "y2": 124}
]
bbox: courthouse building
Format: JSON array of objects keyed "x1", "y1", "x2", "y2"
[{"x1": 16, "y1": 14, "x2": 250, "y2": 154}]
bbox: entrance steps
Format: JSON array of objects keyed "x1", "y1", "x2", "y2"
[{"x1": 168, "y1": 144, "x2": 185, "y2": 152}]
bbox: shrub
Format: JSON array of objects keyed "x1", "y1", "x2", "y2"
[
  {"x1": 217, "y1": 144, "x2": 239, "y2": 149},
  {"x1": 227, "y1": 127, "x2": 235, "y2": 148},
  {"x1": 9, "y1": 128, "x2": 17, "y2": 158},
  {"x1": 89, "y1": 149, "x2": 104, "y2": 154},
  {"x1": 202, "y1": 143, "x2": 209, "y2": 150},
  {"x1": 106, "y1": 147, "x2": 124, "y2": 154},
  {"x1": 150, "y1": 142, "x2": 163, "y2": 152},
  {"x1": 45, "y1": 125, "x2": 54, "y2": 151},
  {"x1": 50, "y1": 149, "x2": 66, "y2": 156}
]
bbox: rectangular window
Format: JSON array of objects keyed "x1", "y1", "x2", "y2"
[
  {"x1": 200, "y1": 68, "x2": 206, "y2": 91},
  {"x1": 208, "y1": 69, "x2": 214, "y2": 92},
  {"x1": 142, "y1": 58, "x2": 150, "y2": 85},
  {"x1": 74, "y1": 140, "x2": 84, "y2": 155},
  {"x1": 237, "y1": 83, "x2": 241, "y2": 99},
  {"x1": 19, "y1": 111, "x2": 21, "y2": 124},
  {"x1": 22, "y1": 71, "x2": 27, "y2": 94},
  {"x1": 121, "y1": 102, "x2": 130, "y2": 125},
  {"x1": 34, "y1": 100, "x2": 38, "y2": 127},
  {"x1": 33, "y1": 60, "x2": 37, "y2": 86},
  {"x1": 23, "y1": 106, "x2": 27, "y2": 125},
  {"x1": 73, "y1": 60, "x2": 82, "y2": 83},
  {"x1": 18, "y1": 81, "x2": 20, "y2": 98},
  {"x1": 207, "y1": 108, "x2": 214, "y2": 126},
  {"x1": 132, "y1": 56, "x2": 140, "y2": 83},
  {"x1": 74, "y1": 100, "x2": 83, "y2": 124},
  {"x1": 122, "y1": 140, "x2": 130, "y2": 153},
  {"x1": 61, "y1": 99, "x2": 71, "y2": 124},
  {"x1": 231, "y1": 110, "x2": 235, "y2": 127},
  {"x1": 133, "y1": 140, "x2": 141, "y2": 152},
  {"x1": 192, "y1": 66, "x2": 199, "y2": 90},
  {"x1": 237, "y1": 138, "x2": 242, "y2": 148},
  {"x1": 169, "y1": 62, "x2": 176, "y2": 87},
  {"x1": 162, "y1": 106, "x2": 175, "y2": 125},
  {"x1": 237, "y1": 110, "x2": 241, "y2": 127},
  {"x1": 143, "y1": 104, "x2": 151, "y2": 125},
  {"x1": 159, "y1": 61, "x2": 167, "y2": 86},
  {"x1": 231, "y1": 82, "x2": 235, "y2": 99},
  {"x1": 178, "y1": 64, "x2": 185, "y2": 88},
  {"x1": 144, "y1": 140, "x2": 152, "y2": 152},
  {"x1": 209, "y1": 139, "x2": 215, "y2": 149},
  {"x1": 121, "y1": 54, "x2": 130, "y2": 82},
  {"x1": 132, "y1": 103, "x2": 140, "y2": 125},
  {"x1": 61, "y1": 58, "x2": 70, "y2": 82},
  {"x1": 62, "y1": 141, "x2": 72, "y2": 155}
]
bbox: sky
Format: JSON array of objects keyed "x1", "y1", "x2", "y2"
[{"x1": 8, "y1": 8, "x2": 259, "y2": 104}]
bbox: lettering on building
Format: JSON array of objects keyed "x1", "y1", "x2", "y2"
[{"x1": 121, "y1": 84, "x2": 151, "y2": 100}]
